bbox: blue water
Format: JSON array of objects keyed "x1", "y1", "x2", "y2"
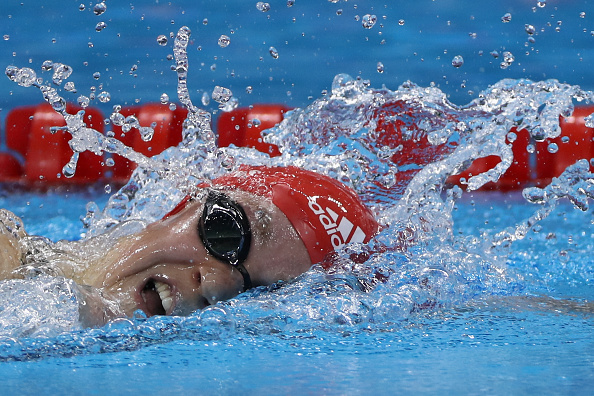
[
  {"x1": 0, "y1": 190, "x2": 591, "y2": 394},
  {"x1": 1, "y1": 0, "x2": 594, "y2": 394},
  {"x1": 1, "y1": 0, "x2": 593, "y2": 112}
]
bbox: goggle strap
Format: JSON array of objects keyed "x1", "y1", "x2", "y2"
[{"x1": 235, "y1": 262, "x2": 253, "y2": 292}]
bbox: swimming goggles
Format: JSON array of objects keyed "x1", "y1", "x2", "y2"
[{"x1": 198, "y1": 190, "x2": 253, "y2": 292}]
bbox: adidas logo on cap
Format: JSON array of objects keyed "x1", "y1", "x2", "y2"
[{"x1": 307, "y1": 196, "x2": 367, "y2": 250}]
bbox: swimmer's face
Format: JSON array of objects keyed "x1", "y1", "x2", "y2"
[{"x1": 94, "y1": 190, "x2": 312, "y2": 317}]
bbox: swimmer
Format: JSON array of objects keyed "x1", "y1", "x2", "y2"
[{"x1": 0, "y1": 165, "x2": 379, "y2": 327}]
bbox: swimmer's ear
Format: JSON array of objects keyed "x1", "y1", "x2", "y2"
[{"x1": 162, "y1": 195, "x2": 191, "y2": 220}]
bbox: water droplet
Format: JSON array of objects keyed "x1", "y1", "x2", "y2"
[
  {"x1": 93, "y1": 72, "x2": 101, "y2": 80},
  {"x1": 62, "y1": 153, "x2": 79, "y2": 178},
  {"x1": 79, "y1": 3, "x2": 85, "y2": 11},
  {"x1": 451, "y1": 55, "x2": 464, "y2": 68},
  {"x1": 212, "y1": 86, "x2": 233, "y2": 104},
  {"x1": 537, "y1": 0, "x2": 546, "y2": 8},
  {"x1": 547, "y1": 143, "x2": 559, "y2": 153},
  {"x1": 51, "y1": 98, "x2": 66, "y2": 113},
  {"x1": 218, "y1": 35, "x2": 230, "y2": 48},
  {"x1": 525, "y1": 24, "x2": 535, "y2": 35},
  {"x1": 105, "y1": 157, "x2": 115, "y2": 167},
  {"x1": 160, "y1": 93, "x2": 169, "y2": 104},
  {"x1": 104, "y1": 184, "x2": 112, "y2": 194},
  {"x1": 121, "y1": 115, "x2": 139, "y2": 133},
  {"x1": 201, "y1": 91, "x2": 210, "y2": 106},
  {"x1": 532, "y1": 224, "x2": 542, "y2": 233},
  {"x1": 506, "y1": 131, "x2": 517, "y2": 143},
  {"x1": 77, "y1": 95, "x2": 90, "y2": 107},
  {"x1": 64, "y1": 81, "x2": 76, "y2": 92},
  {"x1": 110, "y1": 112, "x2": 125, "y2": 126},
  {"x1": 125, "y1": 115, "x2": 139, "y2": 128},
  {"x1": 287, "y1": 0, "x2": 295, "y2": 6},
  {"x1": 41, "y1": 60, "x2": 53, "y2": 71},
  {"x1": 3, "y1": 35, "x2": 9, "y2": 41},
  {"x1": 526, "y1": 143, "x2": 535, "y2": 154},
  {"x1": 246, "y1": 86, "x2": 253, "y2": 94},
  {"x1": 6, "y1": 66, "x2": 37, "y2": 87},
  {"x1": 156, "y1": 35, "x2": 168, "y2": 46},
  {"x1": 532, "y1": 126, "x2": 546, "y2": 142},
  {"x1": 256, "y1": 2, "x2": 270, "y2": 12},
  {"x1": 269, "y1": 46, "x2": 279, "y2": 59},
  {"x1": 51, "y1": 63, "x2": 72, "y2": 85},
  {"x1": 95, "y1": 21, "x2": 107, "y2": 32},
  {"x1": 252, "y1": 118, "x2": 261, "y2": 127},
  {"x1": 93, "y1": 2, "x2": 107, "y2": 16},
  {"x1": 169, "y1": 103, "x2": 176, "y2": 111},
  {"x1": 561, "y1": 136, "x2": 570, "y2": 143},
  {"x1": 362, "y1": 14, "x2": 377, "y2": 29},
  {"x1": 490, "y1": 50, "x2": 499, "y2": 58},
  {"x1": 500, "y1": 51, "x2": 515, "y2": 68},
  {"x1": 501, "y1": 13, "x2": 512, "y2": 23},
  {"x1": 580, "y1": 12, "x2": 586, "y2": 18},
  {"x1": 139, "y1": 127, "x2": 154, "y2": 142},
  {"x1": 220, "y1": 97, "x2": 239, "y2": 112},
  {"x1": 202, "y1": 18, "x2": 208, "y2": 25},
  {"x1": 98, "y1": 91, "x2": 111, "y2": 103}
]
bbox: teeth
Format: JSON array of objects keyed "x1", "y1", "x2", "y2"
[
  {"x1": 154, "y1": 281, "x2": 173, "y2": 312},
  {"x1": 161, "y1": 296, "x2": 173, "y2": 312}
]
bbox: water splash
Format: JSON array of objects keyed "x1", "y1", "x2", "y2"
[{"x1": 4, "y1": 24, "x2": 594, "y2": 360}]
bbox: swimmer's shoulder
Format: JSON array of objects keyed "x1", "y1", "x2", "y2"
[{"x1": 0, "y1": 209, "x2": 26, "y2": 279}]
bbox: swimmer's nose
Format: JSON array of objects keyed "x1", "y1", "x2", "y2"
[{"x1": 192, "y1": 269, "x2": 203, "y2": 286}]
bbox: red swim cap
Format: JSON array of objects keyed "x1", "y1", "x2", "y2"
[{"x1": 210, "y1": 165, "x2": 379, "y2": 267}]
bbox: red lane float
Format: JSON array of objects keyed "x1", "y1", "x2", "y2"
[
  {"x1": 0, "y1": 102, "x2": 593, "y2": 190},
  {"x1": 0, "y1": 152, "x2": 22, "y2": 181},
  {"x1": 535, "y1": 106, "x2": 594, "y2": 185},
  {"x1": 217, "y1": 104, "x2": 290, "y2": 157},
  {"x1": 3, "y1": 103, "x2": 104, "y2": 184},
  {"x1": 446, "y1": 128, "x2": 532, "y2": 191},
  {"x1": 449, "y1": 108, "x2": 594, "y2": 190}
]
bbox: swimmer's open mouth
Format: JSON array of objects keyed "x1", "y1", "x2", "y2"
[{"x1": 141, "y1": 279, "x2": 174, "y2": 316}]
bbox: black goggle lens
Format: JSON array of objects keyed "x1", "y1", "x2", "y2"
[{"x1": 198, "y1": 191, "x2": 252, "y2": 291}]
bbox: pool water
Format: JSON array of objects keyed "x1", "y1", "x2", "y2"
[
  {"x1": 1, "y1": 0, "x2": 593, "y2": 111},
  {"x1": 0, "y1": 190, "x2": 591, "y2": 394},
  {"x1": 0, "y1": 0, "x2": 593, "y2": 394}
]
